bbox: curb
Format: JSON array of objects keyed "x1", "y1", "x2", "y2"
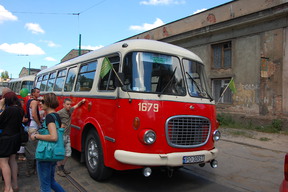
[{"x1": 221, "y1": 138, "x2": 287, "y2": 153}]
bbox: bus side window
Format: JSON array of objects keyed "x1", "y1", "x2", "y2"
[
  {"x1": 54, "y1": 69, "x2": 67, "y2": 92},
  {"x1": 15, "y1": 82, "x2": 20, "y2": 93},
  {"x1": 35, "y1": 76, "x2": 41, "y2": 89},
  {"x1": 40, "y1": 74, "x2": 48, "y2": 91},
  {"x1": 64, "y1": 66, "x2": 77, "y2": 92},
  {"x1": 46, "y1": 72, "x2": 56, "y2": 91},
  {"x1": 75, "y1": 61, "x2": 97, "y2": 92},
  {"x1": 98, "y1": 56, "x2": 120, "y2": 91}
]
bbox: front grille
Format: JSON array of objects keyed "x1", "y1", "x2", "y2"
[{"x1": 166, "y1": 115, "x2": 210, "y2": 148}]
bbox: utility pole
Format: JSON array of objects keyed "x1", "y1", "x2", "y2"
[{"x1": 78, "y1": 34, "x2": 82, "y2": 56}]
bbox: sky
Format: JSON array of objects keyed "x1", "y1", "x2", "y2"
[{"x1": 0, "y1": 0, "x2": 232, "y2": 78}]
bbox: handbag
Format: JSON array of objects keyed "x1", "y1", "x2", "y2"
[
  {"x1": 35, "y1": 113, "x2": 65, "y2": 161},
  {"x1": 20, "y1": 124, "x2": 28, "y2": 143}
]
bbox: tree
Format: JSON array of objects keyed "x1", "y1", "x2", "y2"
[{"x1": 1, "y1": 71, "x2": 9, "y2": 79}]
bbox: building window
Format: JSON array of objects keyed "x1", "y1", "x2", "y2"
[
  {"x1": 212, "y1": 78, "x2": 232, "y2": 104},
  {"x1": 212, "y1": 42, "x2": 231, "y2": 69}
]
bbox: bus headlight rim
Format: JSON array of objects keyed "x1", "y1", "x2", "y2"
[
  {"x1": 213, "y1": 130, "x2": 221, "y2": 141},
  {"x1": 143, "y1": 130, "x2": 156, "y2": 145}
]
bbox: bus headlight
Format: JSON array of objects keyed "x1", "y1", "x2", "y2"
[
  {"x1": 140, "y1": 130, "x2": 156, "y2": 145},
  {"x1": 213, "y1": 130, "x2": 221, "y2": 141}
]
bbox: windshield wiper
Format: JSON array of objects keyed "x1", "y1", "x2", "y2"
[
  {"x1": 158, "y1": 67, "x2": 177, "y2": 97},
  {"x1": 185, "y1": 72, "x2": 213, "y2": 101}
]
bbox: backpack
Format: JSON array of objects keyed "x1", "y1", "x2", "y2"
[{"x1": 26, "y1": 99, "x2": 40, "y2": 126}]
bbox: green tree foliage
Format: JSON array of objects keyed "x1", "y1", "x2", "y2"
[{"x1": 1, "y1": 71, "x2": 9, "y2": 79}]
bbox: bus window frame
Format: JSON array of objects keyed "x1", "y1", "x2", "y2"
[
  {"x1": 46, "y1": 71, "x2": 56, "y2": 91},
  {"x1": 40, "y1": 74, "x2": 49, "y2": 91},
  {"x1": 53, "y1": 69, "x2": 67, "y2": 92},
  {"x1": 98, "y1": 55, "x2": 120, "y2": 92},
  {"x1": 75, "y1": 61, "x2": 97, "y2": 92},
  {"x1": 64, "y1": 66, "x2": 78, "y2": 92}
]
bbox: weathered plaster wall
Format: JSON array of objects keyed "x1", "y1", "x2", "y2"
[
  {"x1": 127, "y1": 0, "x2": 286, "y2": 41},
  {"x1": 232, "y1": 35, "x2": 261, "y2": 114},
  {"x1": 283, "y1": 27, "x2": 288, "y2": 115},
  {"x1": 259, "y1": 29, "x2": 283, "y2": 116}
]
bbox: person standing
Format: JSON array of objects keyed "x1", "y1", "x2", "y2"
[
  {"x1": 30, "y1": 93, "x2": 65, "y2": 192},
  {"x1": 0, "y1": 87, "x2": 12, "y2": 114},
  {"x1": 0, "y1": 92, "x2": 23, "y2": 192},
  {"x1": 56, "y1": 98, "x2": 85, "y2": 177},
  {"x1": 25, "y1": 87, "x2": 41, "y2": 176}
]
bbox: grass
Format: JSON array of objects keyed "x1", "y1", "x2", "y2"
[{"x1": 217, "y1": 113, "x2": 288, "y2": 134}]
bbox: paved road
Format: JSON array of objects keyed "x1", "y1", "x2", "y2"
[
  {"x1": 186, "y1": 140, "x2": 285, "y2": 192},
  {"x1": 0, "y1": 130, "x2": 286, "y2": 192}
]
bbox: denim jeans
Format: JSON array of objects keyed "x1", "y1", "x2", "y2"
[{"x1": 37, "y1": 160, "x2": 66, "y2": 192}]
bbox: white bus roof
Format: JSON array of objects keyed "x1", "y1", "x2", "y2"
[
  {"x1": 9, "y1": 75, "x2": 35, "y2": 83},
  {"x1": 37, "y1": 39, "x2": 203, "y2": 76}
]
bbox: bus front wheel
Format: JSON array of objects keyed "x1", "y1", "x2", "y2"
[{"x1": 84, "y1": 129, "x2": 112, "y2": 181}]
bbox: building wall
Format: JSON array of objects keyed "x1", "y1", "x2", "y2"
[
  {"x1": 125, "y1": 0, "x2": 288, "y2": 121},
  {"x1": 283, "y1": 27, "x2": 288, "y2": 115}
]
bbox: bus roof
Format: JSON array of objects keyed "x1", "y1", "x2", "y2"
[
  {"x1": 9, "y1": 75, "x2": 35, "y2": 83},
  {"x1": 37, "y1": 39, "x2": 203, "y2": 76}
]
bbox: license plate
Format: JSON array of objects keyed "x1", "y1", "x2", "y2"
[{"x1": 183, "y1": 155, "x2": 205, "y2": 164}]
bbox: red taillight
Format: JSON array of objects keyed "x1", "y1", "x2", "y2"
[{"x1": 285, "y1": 154, "x2": 288, "y2": 181}]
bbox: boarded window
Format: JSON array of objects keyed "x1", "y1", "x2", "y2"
[{"x1": 212, "y1": 42, "x2": 231, "y2": 69}]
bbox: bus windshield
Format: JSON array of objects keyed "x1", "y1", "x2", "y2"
[
  {"x1": 183, "y1": 59, "x2": 213, "y2": 100},
  {"x1": 123, "y1": 52, "x2": 186, "y2": 96}
]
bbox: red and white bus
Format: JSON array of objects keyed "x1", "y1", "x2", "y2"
[
  {"x1": 8, "y1": 75, "x2": 35, "y2": 112},
  {"x1": 8, "y1": 75, "x2": 35, "y2": 94},
  {"x1": 35, "y1": 39, "x2": 220, "y2": 180}
]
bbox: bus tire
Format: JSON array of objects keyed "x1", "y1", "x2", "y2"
[{"x1": 84, "y1": 129, "x2": 112, "y2": 181}]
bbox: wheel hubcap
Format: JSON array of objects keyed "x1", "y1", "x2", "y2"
[{"x1": 87, "y1": 139, "x2": 99, "y2": 169}]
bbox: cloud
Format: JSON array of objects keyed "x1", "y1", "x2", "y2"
[
  {"x1": 40, "y1": 40, "x2": 60, "y2": 47},
  {"x1": 45, "y1": 57, "x2": 57, "y2": 62},
  {"x1": 140, "y1": 0, "x2": 185, "y2": 5},
  {"x1": 0, "y1": 5, "x2": 18, "y2": 24},
  {"x1": 193, "y1": 8, "x2": 207, "y2": 14},
  {"x1": 81, "y1": 45, "x2": 103, "y2": 50},
  {"x1": 0, "y1": 43, "x2": 45, "y2": 55},
  {"x1": 129, "y1": 18, "x2": 164, "y2": 31},
  {"x1": 25, "y1": 23, "x2": 45, "y2": 34}
]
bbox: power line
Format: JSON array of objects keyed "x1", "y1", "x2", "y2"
[
  {"x1": 1, "y1": 0, "x2": 108, "y2": 16},
  {"x1": 79, "y1": 0, "x2": 107, "y2": 14},
  {"x1": 0, "y1": 11, "x2": 78, "y2": 15}
]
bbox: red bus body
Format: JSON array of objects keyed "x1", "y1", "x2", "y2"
[{"x1": 35, "y1": 39, "x2": 220, "y2": 180}]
